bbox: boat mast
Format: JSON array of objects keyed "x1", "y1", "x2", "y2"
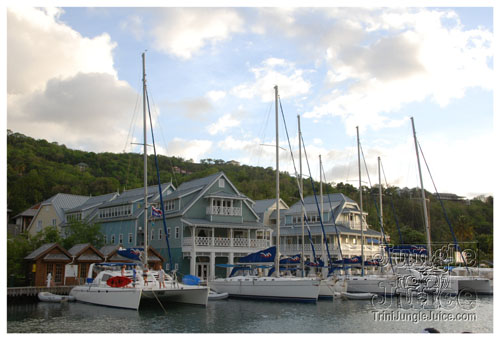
[
  {"x1": 142, "y1": 52, "x2": 149, "y2": 267},
  {"x1": 319, "y1": 154, "x2": 325, "y2": 277},
  {"x1": 411, "y1": 117, "x2": 432, "y2": 258},
  {"x1": 378, "y1": 156, "x2": 383, "y2": 236},
  {"x1": 298, "y1": 114, "x2": 305, "y2": 277},
  {"x1": 274, "y1": 85, "x2": 280, "y2": 278},
  {"x1": 356, "y1": 126, "x2": 364, "y2": 276}
]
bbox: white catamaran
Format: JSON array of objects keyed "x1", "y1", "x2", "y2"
[{"x1": 70, "y1": 52, "x2": 209, "y2": 310}]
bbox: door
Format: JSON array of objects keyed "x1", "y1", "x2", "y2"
[{"x1": 196, "y1": 263, "x2": 209, "y2": 281}]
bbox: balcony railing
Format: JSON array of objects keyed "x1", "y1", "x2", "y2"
[
  {"x1": 183, "y1": 236, "x2": 270, "y2": 249},
  {"x1": 206, "y1": 206, "x2": 242, "y2": 216},
  {"x1": 280, "y1": 243, "x2": 381, "y2": 255}
]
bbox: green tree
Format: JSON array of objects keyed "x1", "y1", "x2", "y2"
[{"x1": 61, "y1": 221, "x2": 104, "y2": 249}]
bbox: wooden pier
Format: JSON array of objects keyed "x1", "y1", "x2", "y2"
[{"x1": 7, "y1": 286, "x2": 74, "y2": 302}]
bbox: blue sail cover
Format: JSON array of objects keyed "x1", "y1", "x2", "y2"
[
  {"x1": 305, "y1": 258, "x2": 324, "y2": 267},
  {"x1": 238, "y1": 246, "x2": 276, "y2": 263},
  {"x1": 385, "y1": 245, "x2": 427, "y2": 255},
  {"x1": 280, "y1": 254, "x2": 301, "y2": 265},
  {"x1": 333, "y1": 256, "x2": 362, "y2": 265},
  {"x1": 117, "y1": 248, "x2": 144, "y2": 261}
]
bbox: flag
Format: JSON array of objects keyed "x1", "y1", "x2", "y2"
[{"x1": 152, "y1": 206, "x2": 162, "y2": 217}]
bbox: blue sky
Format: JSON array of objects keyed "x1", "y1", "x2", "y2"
[{"x1": 5, "y1": 4, "x2": 495, "y2": 198}]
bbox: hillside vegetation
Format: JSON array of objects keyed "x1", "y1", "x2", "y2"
[{"x1": 7, "y1": 131, "x2": 493, "y2": 261}]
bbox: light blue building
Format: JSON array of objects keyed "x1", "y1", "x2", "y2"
[{"x1": 63, "y1": 172, "x2": 271, "y2": 280}]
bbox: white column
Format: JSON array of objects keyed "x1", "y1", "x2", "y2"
[
  {"x1": 228, "y1": 252, "x2": 234, "y2": 277},
  {"x1": 230, "y1": 228, "x2": 233, "y2": 247},
  {"x1": 212, "y1": 227, "x2": 215, "y2": 247},
  {"x1": 190, "y1": 226, "x2": 196, "y2": 275},
  {"x1": 210, "y1": 252, "x2": 215, "y2": 281}
]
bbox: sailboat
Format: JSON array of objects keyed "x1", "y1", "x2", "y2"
[
  {"x1": 321, "y1": 127, "x2": 398, "y2": 297},
  {"x1": 209, "y1": 86, "x2": 320, "y2": 302},
  {"x1": 395, "y1": 117, "x2": 491, "y2": 295},
  {"x1": 70, "y1": 52, "x2": 209, "y2": 310}
]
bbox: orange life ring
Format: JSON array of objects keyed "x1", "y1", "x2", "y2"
[{"x1": 106, "y1": 276, "x2": 132, "y2": 288}]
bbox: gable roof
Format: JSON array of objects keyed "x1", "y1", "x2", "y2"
[
  {"x1": 65, "y1": 192, "x2": 119, "y2": 213},
  {"x1": 38, "y1": 193, "x2": 90, "y2": 222},
  {"x1": 24, "y1": 243, "x2": 72, "y2": 261},
  {"x1": 67, "y1": 243, "x2": 104, "y2": 260},
  {"x1": 252, "y1": 198, "x2": 290, "y2": 214}
]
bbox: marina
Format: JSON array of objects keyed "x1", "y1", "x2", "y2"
[
  {"x1": 6, "y1": 6, "x2": 494, "y2": 335},
  {"x1": 7, "y1": 295, "x2": 493, "y2": 333}
]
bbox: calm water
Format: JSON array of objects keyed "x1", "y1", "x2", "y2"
[{"x1": 7, "y1": 295, "x2": 493, "y2": 333}]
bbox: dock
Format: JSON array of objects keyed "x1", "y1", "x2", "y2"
[{"x1": 7, "y1": 286, "x2": 74, "y2": 302}]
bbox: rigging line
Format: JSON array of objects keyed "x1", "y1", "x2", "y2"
[
  {"x1": 320, "y1": 162, "x2": 347, "y2": 274},
  {"x1": 256, "y1": 100, "x2": 274, "y2": 167},
  {"x1": 380, "y1": 160, "x2": 404, "y2": 245},
  {"x1": 358, "y1": 146, "x2": 394, "y2": 271},
  {"x1": 277, "y1": 98, "x2": 317, "y2": 260},
  {"x1": 417, "y1": 141, "x2": 469, "y2": 271},
  {"x1": 300, "y1": 132, "x2": 334, "y2": 267},
  {"x1": 145, "y1": 87, "x2": 179, "y2": 188},
  {"x1": 146, "y1": 88, "x2": 173, "y2": 272}
]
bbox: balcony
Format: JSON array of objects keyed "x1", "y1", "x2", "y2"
[
  {"x1": 206, "y1": 206, "x2": 242, "y2": 216},
  {"x1": 280, "y1": 243, "x2": 382, "y2": 257},
  {"x1": 183, "y1": 236, "x2": 270, "y2": 251}
]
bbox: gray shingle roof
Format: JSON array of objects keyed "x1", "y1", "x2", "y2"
[
  {"x1": 42, "y1": 193, "x2": 90, "y2": 221},
  {"x1": 67, "y1": 243, "x2": 91, "y2": 256},
  {"x1": 252, "y1": 198, "x2": 289, "y2": 214},
  {"x1": 100, "y1": 245, "x2": 121, "y2": 256},
  {"x1": 24, "y1": 243, "x2": 57, "y2": 260},
  {"x1": 65, "y1": 193, "x2": 118, "y2": 213},
  {"x1": 176, "y1": 172, "x2": 222, "y2": 192},
  {"x1": 44, "y1": 253, "x2": 71, "y2": 261}
]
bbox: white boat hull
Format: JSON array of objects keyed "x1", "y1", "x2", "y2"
[
  {"x1": 451, "y1": 276, "x2": 492, "y2": 294},
  {"x1": 341, "y1": 292, "x2": 376, "y2": 300},
  {"x1": 38, "y1": 292, "x2": 75, "y2": 302},
  {"x1": 141, "y1": 285, "x2": 209, "y2": 306},
  {"x1": 209, "y1": 276, "x2": 320, "y2": 302},
  {"x1": 70, "y1": 286, "x2": 142, "y2": 310},
  {"x1": 345, "y1": 276, "x2": 397, "y2": 295}
]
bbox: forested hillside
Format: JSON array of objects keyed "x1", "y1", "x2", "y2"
[{"x1": 7, "y1": 131, "x2": 493, "y2": 261}]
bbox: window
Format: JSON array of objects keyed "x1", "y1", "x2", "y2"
[
  {"x1": 80, "y1": 264, "x2": 88, "y2": 278},
  {"x1": 158, "y1": 229, "x2": 162, "y2": 240},
  {"x1": 52, "y1": 219, "x2": 57, "y2": 226},
  {"x1": 167, "y1": 228, "x2": 171, "y2": 238},
  {"x1": 164, "y1": 200, "x2": 175, "y2": 211},
  {"x1": 175, "y1": 226, "x2": 180, "y2": 239},
  {"x1": 128, "y1": 233, "x2": 133, "y2": 244},
  {"x1": 37, "y1": 221, "x2": 43, "y2": 232},
  {"x1": 99, "y1": 205, "x2": 132, "y2": 219},
  {"x1": 54, "y1": 264, "x2": 63, "y2": 283},
  {"x1": 119, "y1": 234, "x2": 123, "y2": 244},
  {"x1": 218, "y1": 178, "x2": 225, "y2": 188},
  {"x1": 103, "y1": 235, "x2": 107, "y2": 244},
  {"x1": 151, "y1": 230, "x2": 155, "y2": 240},
  {"x1": 111, "y1": 234, "x2": 115, "y2": 244},
  {"x1": 174, "y1": 263, "x2": 179, "y2": 270}
]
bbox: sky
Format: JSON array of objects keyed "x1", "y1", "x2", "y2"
[{"x1": 4, "y1": 2, "x2": 496, "y2": 199}]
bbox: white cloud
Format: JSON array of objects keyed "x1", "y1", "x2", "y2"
[
  {"x1": 150, "y1": 8, "x2": 244, "y2": 59},
  {"x1": 206, "y1": 90, "x2": 226, "y2": 102},
  {"x1": 7, "y1": 7, "x2": 117, "y2": 95},
  {"x1": 7, "y1": 7, "x2": 131, "y2": 152},
  {"x1": 304, "y1": 8, "x2": 493, "y2": 132},
  {"x1": 207, "y1": 114, "x2": 241, "y2": 136},
  {"x1": 120, "y1": 15, "x2": 144, "y2": 40},
  {"x1": 231, "y1": 58, "x2": 312, "y2": 102},
  {"x1": 8, "y1": 73, "x2": 137, "y2": 152},
  {"x1": 164, "y1": 138, "x2": 213, "y2": 162}
]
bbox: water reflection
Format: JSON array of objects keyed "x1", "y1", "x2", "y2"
[{"x1": 7, "y1": 296, "x2": 493, "y2": 333}]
